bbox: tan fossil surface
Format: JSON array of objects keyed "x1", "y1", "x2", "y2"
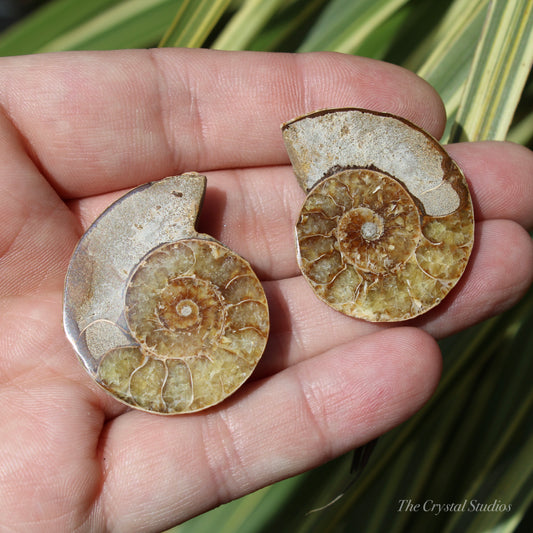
[
  {"x1": 283, "y1": 108, "x2": 474, "y2": 322},
  {"x1": 64, "y1": 174, "x2": 269, "y2": 414}
]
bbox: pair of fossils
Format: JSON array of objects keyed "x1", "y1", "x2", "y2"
[{"x1": 63, "y1": 108, "x2": 474, "y2": 414}]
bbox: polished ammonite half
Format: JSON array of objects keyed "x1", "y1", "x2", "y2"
[
  {"x1": 283, "y1": 108, "x2": 474, "y2": 322},
  {"x1": 63, "y1": 174, "x2": 269, "y2": 413}
]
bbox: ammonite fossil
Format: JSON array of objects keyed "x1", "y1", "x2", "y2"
[
  {"x1": 282, "y1": 108, "x2": 474, "y2": 322},
  {"x1": 63, "y1": 173, "x2": 269, "y2": 414}
]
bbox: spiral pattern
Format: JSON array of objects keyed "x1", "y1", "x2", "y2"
[
  {"x1": 96, "y1": 239, "x2": 269, "y2": 413},
  {"x1": 296, "y1": 169, "x2": 474, "y2": 321}
]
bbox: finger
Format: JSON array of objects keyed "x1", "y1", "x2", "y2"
[
  {"x1": 201, "y1": 142, "x2": 533, "y2": 279},
  {"x1": 0, "y1": 111, "x2": 79, "y2": 296},
  {"x1": 0, "y1": 49, "x2": 445, "y2": 198},
  {"x1": 97, "y1": 327, "x2": 441, "y2": 530},
  {"x1": 67, "y1": 165, "x2": 303, "y2": 281},
  {"x1": 448, "y1": 141, "x2": 533, "y2": 229},
  {"x1": 257, "y1": 276, "x2": 381, "y2": 377},
  {"x1": 256, "y1": 217, "x2": 533, "y2": 376},
  {"x1": 199, "y1": 142, "x2": 533, "y2": 283},
  {"x1": 69, "y1": 137, "x2": 533, "y2": 282}
]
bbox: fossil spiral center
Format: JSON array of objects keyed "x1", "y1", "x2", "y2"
[
  {"x1": 172, "y1": 298, "x2": 200, "y2": 329},
  {"x1": 361, "y1": 221, "x2": 380, "y2": 241},
  {"x1": 338, "y1": 207, "x2": 385, "y2": 243},
  {"x1": 126, "y1": 256, "x2": 226, "y2": 359},
  {"x1": 298, "y1": 169, "x2": 422, "y2": 276},
  {"x1": 157, "y1": 277, "x2": 223, "y2": 336},
  {"x1": 336, "y1": 207, "x2": 387, "y2": 270},
  {"x1": 177, "y1": 301, "x2": 195, "y2": 317}
]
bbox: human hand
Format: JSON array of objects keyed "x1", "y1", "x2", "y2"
[{"x1": 0, "y1": 49, "x2": 532, "y2": 531}]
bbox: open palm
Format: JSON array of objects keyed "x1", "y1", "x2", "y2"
[{"x1": 1, "y1": 49, "x2": 532, "y2": 532}]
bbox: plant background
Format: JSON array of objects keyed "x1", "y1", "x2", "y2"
[{"x1": 0, "y1": 1, "x2": 532, "y2": 532}]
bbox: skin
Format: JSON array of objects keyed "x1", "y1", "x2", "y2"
[{"x1": 0, "y1": 48, "x2": 532, "y2": 532}]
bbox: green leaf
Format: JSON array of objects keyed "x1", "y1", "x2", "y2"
[
  {"x1": 158, "y1": 0, "x2": 232, "y2": 48},
  {"x1": 211, "y1": 0, "x2": 288, "y2": 51},
  {"x1": 297, "y1": 0, "x2": 410, "y2": 54},
  {"x1": 412, "y1": 0, "x2": 491, "y2": 139},
  {"x1": 508, "y1": 111, "x2": 533, "y2": 146},
  {"x1": 449, "y1": 0, "x2": 533, "y2": 142},
  {"x1": 243, "y1": 0, "x2": 330, "y2": 52},
  {"x1": 0, "y1": 0, "x2": 120, "y2": 55},
  {"x1": 0, "y1": 0, "x2": 182, "y2": 54}
]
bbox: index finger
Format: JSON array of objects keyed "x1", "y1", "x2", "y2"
[{"x1": 0, "y1": 49, "x2": 446, "y2": 198}]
